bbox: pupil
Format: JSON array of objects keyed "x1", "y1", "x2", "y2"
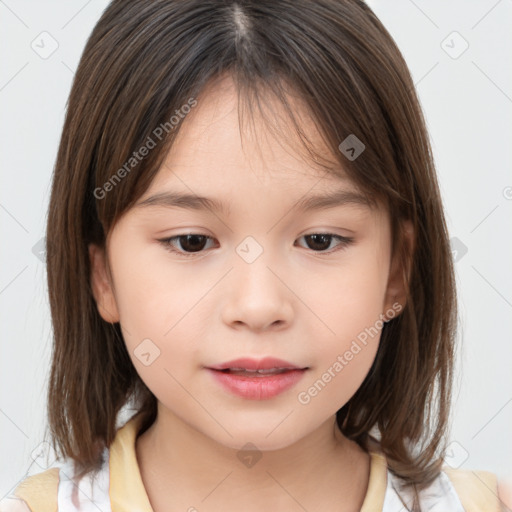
[
  {"x1": 181, "y1": 235, "x2": 206, "y2": 252},
  {"x1": 308, "y1": 234, "x2": 330, "y2": 251}
]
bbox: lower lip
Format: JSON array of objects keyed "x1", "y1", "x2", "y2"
[{"x1": 207, "y1": 368, "x2": 307, "y2": 400}]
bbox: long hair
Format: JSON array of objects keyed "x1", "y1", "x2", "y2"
[{"x1": 45, "y1": 0, "x2": 457, "y2": 502}]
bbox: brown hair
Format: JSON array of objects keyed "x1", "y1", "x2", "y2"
[{"x1": 44, "y1": 0, "x2": 457, "y2": 504}]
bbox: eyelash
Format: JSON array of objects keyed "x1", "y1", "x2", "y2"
[{"x1": 157, "y1": 233, "x2": 355, "y2": 258}]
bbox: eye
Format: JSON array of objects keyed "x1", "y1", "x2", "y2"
[
  {"x1": 157, "y1": 232, "x2": 354, "y2": 258},
  {"x1": 158, "y1": 234, "x2": 216, "y2": 258},
  {"x1": 295, "y1": 233, "x2": 354, "y2": 254}
]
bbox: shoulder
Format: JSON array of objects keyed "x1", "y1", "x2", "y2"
[
  {"x1": 371, "y1": 450, "x2": 506, "y2": 512},
  {"x1": 0, "y1": 467, "x2": 59, "y2": 512},
  {"x1": 443, "y1": 466, "x2": 504, "y2": 512}
]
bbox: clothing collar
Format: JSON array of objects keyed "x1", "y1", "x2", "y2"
[{"x1": 109, "y1": 413, "x2": 154, "y2": 512}]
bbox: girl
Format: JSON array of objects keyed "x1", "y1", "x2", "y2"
[{"x1": 1, "y1": 1, "x2": 509, "y2": 511}]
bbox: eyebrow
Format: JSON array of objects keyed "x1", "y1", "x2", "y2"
[{"x1": 135, "y1": 188, "x2": 372, "y2": 214}]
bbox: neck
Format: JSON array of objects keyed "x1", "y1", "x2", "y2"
[{"x1": 135, "y1": 405, "x2": 371, "y2": 512}]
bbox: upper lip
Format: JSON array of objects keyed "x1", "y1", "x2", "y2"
[{"x1": 207, "y1": 357, "x2": 307, "y2": 371}]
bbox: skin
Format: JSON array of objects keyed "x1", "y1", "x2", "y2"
[{"x1": 89, "y1": 75, "x2": 412, "y2": 512}]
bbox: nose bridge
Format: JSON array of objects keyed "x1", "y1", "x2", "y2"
[
  {"x1": 221, "y1": 233, "x2": 293, "y2": 330},
  {"x1": 233, "y1": 233, "x2": 280, "y2": 292}
]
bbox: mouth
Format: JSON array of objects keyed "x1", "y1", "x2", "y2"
[{"x1": 205, "y1": 359, "x2": 309, "y2": 400}]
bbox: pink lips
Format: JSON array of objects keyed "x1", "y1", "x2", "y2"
[{"x1": 206, "y1": 357, "x2": 308, "y2": 400}]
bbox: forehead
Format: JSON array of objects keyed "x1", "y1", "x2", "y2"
[
  {"x1": 138, "y1": 75, "x2": 376, "y2": 210},
  {"x1": 164, "y1": 74, "x2": 340, "y2": 179}
]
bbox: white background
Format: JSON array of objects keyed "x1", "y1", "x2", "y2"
[{"x1": 1, "y1": 0, "x2": 511, "y2": 499}]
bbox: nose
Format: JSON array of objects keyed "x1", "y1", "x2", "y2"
[{"x1": 221, "y1": 250, "x2": 294, "y2": 332}]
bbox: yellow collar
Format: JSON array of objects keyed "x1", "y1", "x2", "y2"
[{"x1": 109, "y1": 413, "x2": 154, "y2": 512}]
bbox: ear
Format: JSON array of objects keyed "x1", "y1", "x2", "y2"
[
  {"x1": 88, "y1": 243, "x2": 120, "y2": 324},
  {"x1": 382, "y1": 219, "x2": 414, "y2": 320}
]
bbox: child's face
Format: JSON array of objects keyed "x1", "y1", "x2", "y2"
[{"x1": 90, "y1": 75, "x2": 405, "y2": 450}]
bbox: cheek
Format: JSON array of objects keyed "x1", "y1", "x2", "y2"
[
  {"x1": 296, "y1": 251, "x2": 387, "y2": 397},
  {"x1": 302, "y1": 249, "x2": 388, "y2": 340},
  {"x1": 109, "y1": 233, "x2": 187, "y2": 320},
  {"x1": 109, "y1": 242, "x2": 209, "y2": 388},
  {"x1": 298, "y1": 292, "x2": 383, "y2": 412}
]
